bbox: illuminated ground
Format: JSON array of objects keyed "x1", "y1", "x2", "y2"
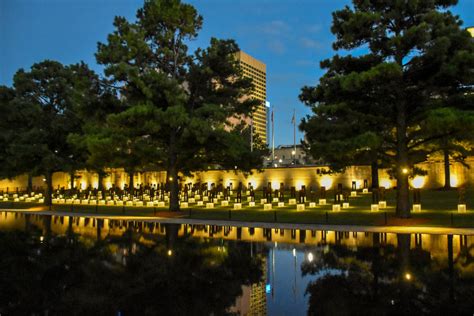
[{"x1": 0, "y1": 188, "x2": 473, "y2": 230}]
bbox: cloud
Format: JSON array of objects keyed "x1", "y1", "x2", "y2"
[
  {"x1": 300, "y1": 37, "x2": 323, "y2": 49},
  {"x1": 295, "y1": 59, "x2": 318, "y2": 67},
  {"x1": 307, "y1": 24, "x2": 322, "y2": 33},
  {"x1": 267, "y1": 39, "x2": 286, "y2": 54},
  {"x1": 259, "y1": 20, "x2": 290, "y2": 35}
]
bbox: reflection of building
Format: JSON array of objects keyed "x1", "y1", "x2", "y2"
[
  {"x1": 236, "y1": 51, "x2": 267, "y2": 144},
  {"x1": 264, "y1": 144, "x2": 316, "y2": 167},
  {"x1": 230, "y1": 248, "x2": 268, "y2": 315}
]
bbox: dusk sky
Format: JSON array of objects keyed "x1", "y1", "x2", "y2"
[{"x1": 2, "y1": 0, "x2": 474, "y2": 145}]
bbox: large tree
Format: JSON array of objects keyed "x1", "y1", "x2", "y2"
[
  {"x1": 300, "y1": 0, "x2": 474, "y2": 217},
  {"x1": 92, "y1": 0, "x2": 266, "y2": 211},
  {"x1": 10, "y1": 60, "x2": 85, "y2": 205}
]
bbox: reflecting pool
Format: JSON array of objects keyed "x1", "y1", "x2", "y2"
[{"x1": 0, "y1": 212, "x2": 473, "y2": 315}]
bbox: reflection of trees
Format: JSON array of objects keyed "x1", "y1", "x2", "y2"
[
  {"x1": 302, "y1": 233, "x2": 474, "y2": 315},
  {"x1": 0, "y1": 224, "x2": 263, "y2": 315}
]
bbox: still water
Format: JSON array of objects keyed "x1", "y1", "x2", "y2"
[{"x1": 0, "y1": 211, "x2": 473, "y2": 315}]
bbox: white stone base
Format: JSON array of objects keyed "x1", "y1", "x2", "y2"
[
  {"x1": 363, "y1": 188, "x2": 369, "y2": 194},
  {"x1": 413, "y1": 204, "x2": 421, "y2": 212},
  {"x1": 318, "y1": 199, "x2": 326, "y2": 205},
  {"x1": 188, "y1": 198, "x2": 195, "y2": 203},
  {"x1": 342, "y1": 202, "x2": 349, "y2": 208},
  {"x1": 206, "y1": 203, "x2": 214, "y2": 209},
  {"x1": 260, "y1": 198, "x2": 267, "y2": 205},
  {"x1": 278, "y1": 202, "x2": 285, "y2": 207},
  {"x1": 351, "y1": 191, "x2": 357, "y2": 197},
  {"x1": 371, "y1": 204, "x2": 379, "y2": 212},
  {"x1": 273, "y1": 198, "x2": 279, "y2": 203},
  {"x1": 264, "y1": 203, "x2": 272, "y2": 210},
  {"x1": 116, "y1": 201, "x2": 123, "y2": 206},
  {"x1": 157, "y1": 201, "x2": 165, "y2": 207},
  {"x1": 197, "y1": 201, "x2": 203, "y2": 206},
  {"x1": 458, "y1": 204, "x2": 467, "y2": 213},
  {"x1": 221, "y1": 200, "x2": 229, "y2": 206},
  {"x1": 332, "y1": 204, "x2": 341, "y2": 212},
  {"x1": 234, "y1": 203, "x2": 242, "y2": 210},
  {"x1": 180, "y1": 202, "x2": 188, "y2": 208},
  {"x1": 309, "y1": 202, "x2": 316, "y2": 208},
  {"x1": 379, "y1": 201, "x2": 387, "y2": 209},
  {"x1": 249, "y1": 201, "x2": 255, "y2": 207},
  {"x1": 297, "y1": 204, "x2": 305, "y2": 211},
  {"x1": 289, "y1": 199, "x2": 296, "y2": 205}
]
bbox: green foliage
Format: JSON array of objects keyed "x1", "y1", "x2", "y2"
[
  {"x1": 89, "y1": 0, "x2": 267, "y2": 210},
  {"x1": 300, "y1": 0, "x2": 474, "y2": 215}
]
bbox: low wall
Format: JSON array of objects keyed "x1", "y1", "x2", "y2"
[{"x1": 1, "y1": 157, "x2": 473, "y2": 192}]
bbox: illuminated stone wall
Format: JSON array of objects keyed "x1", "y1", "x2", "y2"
[{"x1": 1, "y1": 157, "x2": 473, "y2": 191}]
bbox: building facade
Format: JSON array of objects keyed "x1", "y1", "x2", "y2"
[{"x1": 236, "y1": 51, "x2": 267, "y2": 143}]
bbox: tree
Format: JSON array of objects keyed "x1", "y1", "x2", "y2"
[
  {"x1": 300, "y1": 55, "x2": 390, "y2": 189},
  {"x1": 11, "y1": 60, "x2": 85, "y2": 205},
  {"x1": 67, "y1": 63, "x2": 123, "y2": 192},
  {"x1": 93, "y1": 0, "x2": 266, "y2": 211},
  {"x1": 300, "y1": 0, "x2": 474, "y2": 217},
  {"x1": 424, "y1": 107, "x2": 474, "y2": 189}
]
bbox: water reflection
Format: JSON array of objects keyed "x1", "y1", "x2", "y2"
[{"x1": 0, "y1": 212, "x2": 473, "y2": 315}]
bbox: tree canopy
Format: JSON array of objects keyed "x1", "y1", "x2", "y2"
[
  {"x1": 87, "y1": 0, "x2": 267, "y2": 210},
  {"x1": 300, "y1": 0, "x2": 474, "y2": 217}
]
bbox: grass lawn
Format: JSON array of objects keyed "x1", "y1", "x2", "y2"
[{"x1": 0, "y1": 188, "x2": 473, "y2": 228}]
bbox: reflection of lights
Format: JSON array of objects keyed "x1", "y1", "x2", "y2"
[
  {"x1": 320, "y1": 176, "x2": 333, "y2": 189},
  {"x1": 291, "y1": 150, "x2": 296, "y2": 155},
  {"x1": 411, "y1": 176, "x2": 425, "y2": 189},
  {"x1": 274, "y1": 164, "x2": 278, "y2": 168},
  {"x1": 40, "y1": 236, "x2": 44, "y2": 242},
  {"x1": 307, "y1": 252, "x2": 314, "y2": 262},
  {"x1": 279, "y1": 159, "x2": 282, "y2": 163},
  {"x1": 292, "y1": 248, "x2": 296, "y2": 257},
  {"x1": 265, "y1": 284, "x2": 271, "y2": 294},
  {"x1": 169, "y1": 177, "x2": 173, "y2": 181},
  {"x1": 167, "y1": 249, "x2": 173, "y2": 256},
  {"x1": 405, "y1": 273, "x2": 412, "y2": 281},
  {"x1": 402, "y1": 168, "x2": 409, "y2": 175}
]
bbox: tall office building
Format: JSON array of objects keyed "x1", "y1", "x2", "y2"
[
  {"x1": 468, "y1": 26, "x2": 474, "y2": 38},
  {"x1": 236, "y1": 51, "x2": 268, "y2": 144}
]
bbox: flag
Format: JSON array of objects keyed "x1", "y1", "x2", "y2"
[
  {"x1": 291, "y1": 112, "x2": 295, "y2": 124},
  {"x1": 271, "y1": 110, "x2": 274, "y2": 123}
]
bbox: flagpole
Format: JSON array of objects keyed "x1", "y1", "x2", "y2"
[
  {"x1": 293, "y1": 108, "x2": 296, "y2": 165},
  {"x1": 272, "y1": 107, "x2": 275, "y2": 164}
]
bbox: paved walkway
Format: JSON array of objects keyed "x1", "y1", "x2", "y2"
[{"x1": 2, "y1": 208, "x2": 474, "y2": 235}]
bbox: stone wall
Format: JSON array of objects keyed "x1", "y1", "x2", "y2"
[{"x1": 1, "y1": 157, "x2": 473, "y2": 192}]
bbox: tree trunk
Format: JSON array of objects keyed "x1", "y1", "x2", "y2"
[
  {"x1": 97, "y1": 171, "x2": 104, "y2": 191},
  {"x1": 70, "y1": 170, "x2": 75, "y2": 190},
  {"x1": 128, "y1": 171, "x2": 134, "y2": 196},
  {"x1": 168, "y1": 131, "x2": 180, "y2": 212},
  {"x1": 168, "y1": 162, "x2": 180, "y2": 211},
  {"x1": 396, "y1": 104, "x2": 410, "y2": 218},
  {"x1": 443, "y1": 149, "x2": 451, "y2": 189},
  {"x1": 371, "y1": 161, "x2": 379, "y2": 189},
  {"x1": 27, "y1": 172, "x2": 33, "y2": 194},
  {"x1": 45, "y1": 171, "x2": 53, "y2": 206}
]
